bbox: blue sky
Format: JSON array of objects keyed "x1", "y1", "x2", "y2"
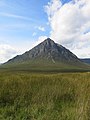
[
  {"x1": 0, "y1": 0, "x2": 52, "y2": 63},
  {"x1": 0, "y1": 0, "x2": 90, "y2": 63},
  {"x1": 0, "y1": 0, "x2": 72, "y2": 44},
  {"x1": 0, "y1": 0, "x2": 50, "y2": 42}
]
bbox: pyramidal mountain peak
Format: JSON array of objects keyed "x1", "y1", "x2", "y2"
[
  {"x1": 38, "y1": 38, "x2": 56, "y2": 48},
  {"x1": 6, "y1": 38, "x2": 81, "y2": 66},
  {"x1": 4, "y1": 37, "x2": 89, "y2": 71}
]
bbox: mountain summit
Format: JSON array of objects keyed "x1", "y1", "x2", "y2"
[
  {"x1": 5, "y1": 38, "x2": 88, "y2": 71},
  {"x1": 7, "y1": 38, "x2": 80, "y2": 63}
]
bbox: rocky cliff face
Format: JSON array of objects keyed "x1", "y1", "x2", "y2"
[{"x1": 6, "y1": 38, "x2": 81, "y2": 64}]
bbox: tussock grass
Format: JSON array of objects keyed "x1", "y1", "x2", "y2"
[{"x1": 0, "y1": 71, "x2": 89, "y2": 120}]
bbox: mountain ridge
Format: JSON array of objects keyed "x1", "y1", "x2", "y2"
[
  {"x1": 3, "y1": 38, "x2": 90, "y2": 71},
  {"x1": 7, "y1": 38, "x2": 80, "y2": 63},
  {"x1": 81, "y1": 58, "x2": 90, "y2": 64}
]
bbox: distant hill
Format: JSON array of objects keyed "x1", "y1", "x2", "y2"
[
  {"x1": 2, "y1": 38, "x2": 90, "y2": 72},
  {"x1": 81, "y1": 59, "x2": 90, "y2": 64}
]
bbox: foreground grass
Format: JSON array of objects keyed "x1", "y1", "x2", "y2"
[{"x1": 0, "y1": 71, "x2": 89, "y2": 120}]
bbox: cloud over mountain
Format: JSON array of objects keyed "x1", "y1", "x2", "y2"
[
  {"x1": 0, "y1": 44, "x2": 18, "y2": 63},
  {"x1": 45, "y1": 0, "x2": 90, "y2": 58}
]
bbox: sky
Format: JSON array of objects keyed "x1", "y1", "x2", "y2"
[{"x1": 0, "y1": 0, "x2": 90, "y2": 63}]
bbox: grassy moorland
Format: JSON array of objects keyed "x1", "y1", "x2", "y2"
[{"x1": 0, "y1": 70, "x2": 89, "y2": 120}]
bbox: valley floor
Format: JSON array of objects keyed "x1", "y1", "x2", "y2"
[{"x1": 0, "y1": 71, "x2": 89, "y2": 120}]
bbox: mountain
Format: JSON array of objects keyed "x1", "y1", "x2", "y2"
[
  {"x1": 6, "y1": 38, "x2": 80, "y2": 63},
  {"x1": 81, "y1": 58, "x2": 90, "y2": 64},
  {"x1": 3, "y1": 38, "x2": 90, "y2": 71}
]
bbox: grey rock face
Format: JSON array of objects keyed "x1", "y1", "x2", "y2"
[{"x1": 7, "y1": 38, "x2": 81, "y2": 64}]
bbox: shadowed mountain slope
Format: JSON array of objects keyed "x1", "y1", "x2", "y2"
[
  {"x1": 2, "y1": 38, "x2": 90, "y2": 71},
  {"x1": 81, "y1": 58, "x2": 90, "y2": 64}
]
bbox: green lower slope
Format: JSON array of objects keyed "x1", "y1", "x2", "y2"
[{"x1": 1, "y1": 58, "x2": 90, "y2": 72}]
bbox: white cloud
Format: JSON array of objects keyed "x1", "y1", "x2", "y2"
[
  {"x1": 45, "y1": 0, "x2": 90, "y2": 58},
  {"x1": 35, "y1": 36, "x2": 47, "y2": 46},
  {"x1": 0, "y1": 24, "x2": 33, "y2": 31},
  {"x1": 0, "y1": 12, "x2": 32, "y2": 21},
  {"x1": 38, "y1": 26, "x2": 45, "y2": 31},
  {"x1": 0, "y1": 36, "x2": 37, "y2": 63},
  {"x1": 45, "y1": 0, "x2": 62, "y2": 20},
  {"x1": 32, "y1": 32, "x2": 37, "y2": 36},
  {"x1": 0, "y1": 44, "x2": 18, "y2": 63}
]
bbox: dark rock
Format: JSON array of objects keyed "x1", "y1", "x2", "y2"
[{"x1": 6, "y1": 38, "x2": 82, "y2": 64}]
